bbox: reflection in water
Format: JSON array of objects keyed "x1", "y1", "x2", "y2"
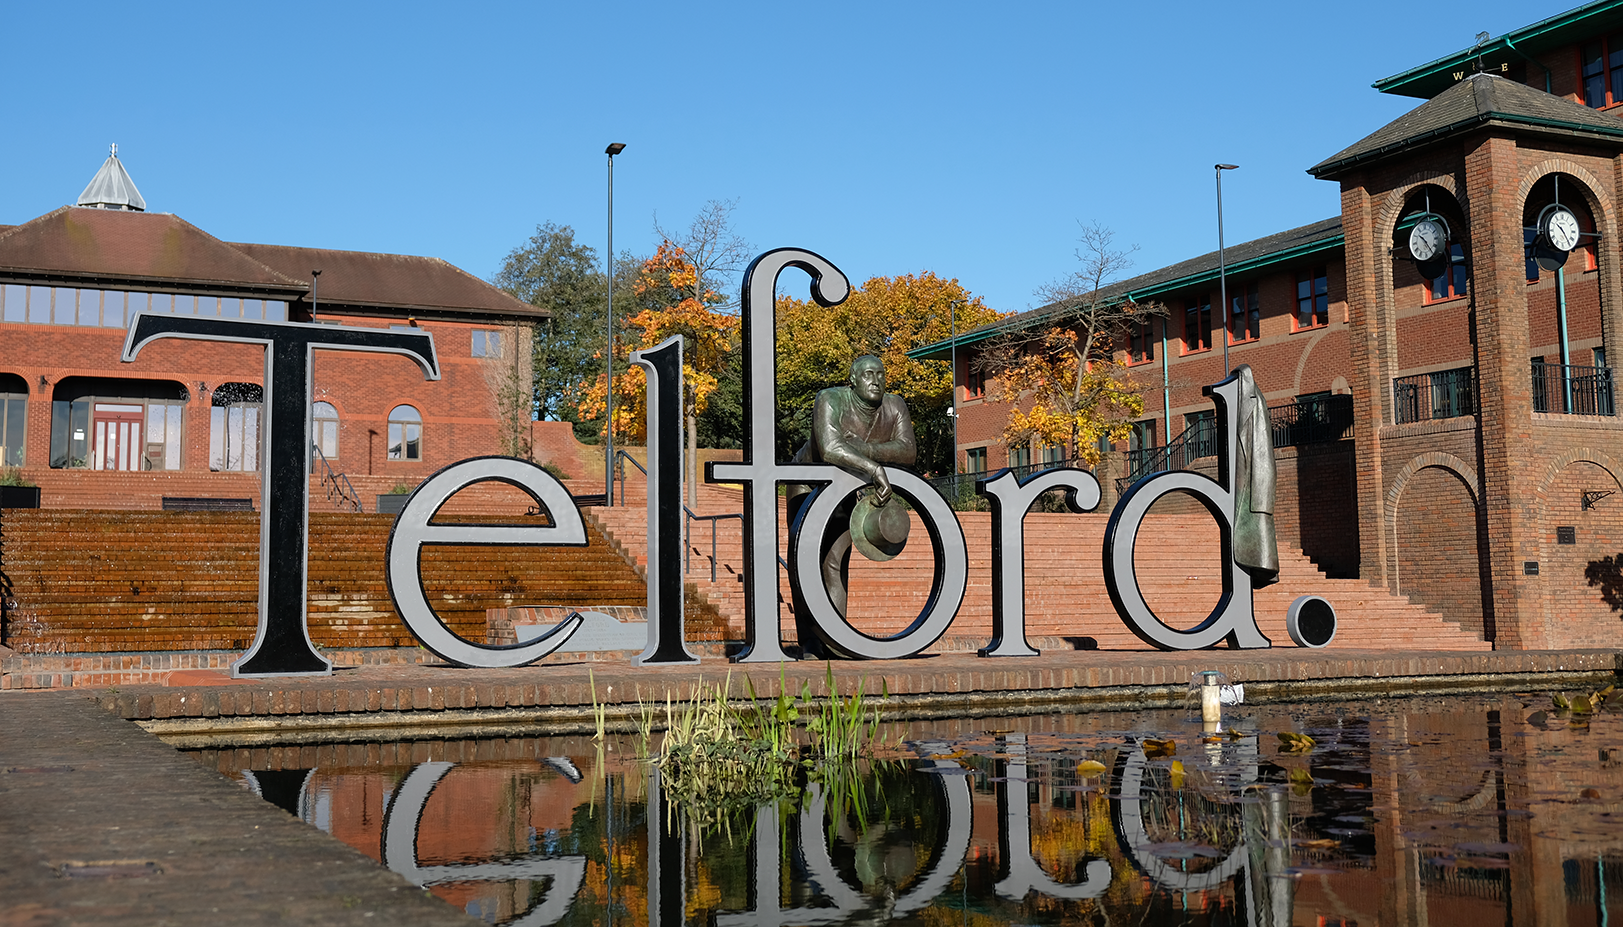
[{"x1": 193, "y1": 694, "x2": 1623, "y2": 925}]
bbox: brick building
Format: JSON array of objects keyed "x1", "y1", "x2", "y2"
[
  {"x1": 0, "y1": 150, "x2": 542, "y2": 510},
  {"x1": 914, "y1": 0, "x2": 1623, "y2": 650}
]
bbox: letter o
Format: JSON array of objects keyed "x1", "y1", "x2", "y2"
[
  {"x1": 386, "y1": 456, "x2": 586, "y2": 667},
  {"x1": 790, "y1": 467, "x2": 967, "y2": 659}
]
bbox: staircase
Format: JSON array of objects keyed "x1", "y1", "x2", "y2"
[
  {"x1": 0, "y1": 510, "x2": 653, "y2": 654},
  {"x1": 585, "y1": 479, "x2": 1489, "y2": 652}
]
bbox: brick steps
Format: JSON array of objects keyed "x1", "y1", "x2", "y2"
[
  {"x1": 586, "y1": 483, "x2": 1488, "y2": 653},
  {"x1": 0, "y1": 511, "x2": 661, "y2": 653}
]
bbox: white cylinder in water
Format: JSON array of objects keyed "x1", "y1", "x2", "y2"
[{"x1": 1200, "y1": 679, "x2": 1222, "y2": 723}]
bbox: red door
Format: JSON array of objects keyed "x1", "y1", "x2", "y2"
[{"x1": 93, "y1": 403, "x2": 144, "y2": 471}]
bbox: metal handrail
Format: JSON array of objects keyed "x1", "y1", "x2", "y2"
[
  {"x1": 611, "y1": 449, "x2": 744, "y2": 582},
  {"x1": 312, "y1": 444, "x2": 362, "y2": 513}
]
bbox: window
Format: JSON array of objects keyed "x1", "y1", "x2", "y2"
[
  {"x1": 0, "y1": 377, "x2": 26, "y2": 467},
  {"x1": 1229, "y1": 282, "x2": 1260, "y2": 343},
  {"x1": 1183, "y1": 295, "x2": 1212, "y2": 352},
  {"x1": 966, "y1": 446, "x2": 988, "y2": 473},
  {"x1": 312, "y1": 401, "x2": 339, "y2": 459},
  {"x1": 1129, "y1": 419, "x2": 1156, "y2": 452},
  {"x1": 472, "y1": 330, "x2": 503, "y2": 358},
  {"x1": 388, "y1": 404, "x2": 423, "y2": 461},
  {"x1": 1008, "y1": 444, "x2": 1032, "y2": 471},
  {"x1": 1425, "y1": 244, "x2": 1469, "y2": 302},
  {"x1": 1582, "y1": 34, "x2": 1623, "y2": 108},
  {"x1": 1042, "y1": 443, "x2": 1067, "y2": 465},
  {"x1": 1184, "y1": 410, "x2": 1217, "y2": 459},
  {"x1": 1296, "y1": 268, "x2": 1329, "y2": 328},
  {"x1": 965, "y1": 365, "x2": 985, "y2": 400},
  {"x1": 210, "y1": 383, "x2": 263, "y2": 471},
  {"x1": 1127, "y1": 318, "x2": 1155, "y2": 364},
  {"x1": 0, "y1": 286, "x2": 284, "y2": 328},
  {"x1": 143, "y1": 401, "x2": 184, "y2": 470}
]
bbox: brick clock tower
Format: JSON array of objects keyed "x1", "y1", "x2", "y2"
[{"x1": 1314, "y1": 73, "x2": 1623, "y2": 649}]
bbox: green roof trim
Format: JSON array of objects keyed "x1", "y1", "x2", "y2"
[
  {"x1": 906, "y1": 226, "x2": 1346, "y2": 362},
  {"x1": 1374, "y1": 0, "x2": 1623, "y2": 100}
]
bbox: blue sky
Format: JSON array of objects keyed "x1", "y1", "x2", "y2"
[{"x1": 3, "y1": 1, "x2": 1549, "y2": 313}]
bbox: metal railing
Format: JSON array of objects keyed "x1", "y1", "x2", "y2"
[
  {"x1": 1394, "y1": 367, "x2": 1475, "y2": 423},
  {"x1": 924, "y1": 454, "x2": 1094, "y2": 504},
  {"x1": 611, "y1": 449, "x2": 743, "y2": 582},
  {"x1": 1116, "y1": 395, "x2": 1354, "y2": 494},
  {"x1": 1532, "y1": 360, "x2": 1615, "y2": 416},
  {"x1": 1269, "y1": 393, "x2": 1353, "y2": 446},
  {"x1": 312, "y1": 445, "x2": 362, "y2": 513}
]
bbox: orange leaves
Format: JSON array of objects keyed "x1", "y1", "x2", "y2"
[
  {"x1": 578, "y1": 242, "x2": 739, "y2": 443},
  {"x1": 989, "y1": 325, "x2": 1145, "y2": 467}
]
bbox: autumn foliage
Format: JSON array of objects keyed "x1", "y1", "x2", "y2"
[
  {"x1": 984, "y1": 327, "x2": 1145, "y2": 467},
  {"x1": 576, "y1": 241, "x2": 738, "y2": 444}
]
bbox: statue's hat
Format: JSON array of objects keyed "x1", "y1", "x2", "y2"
[{"x1": 850, "y1": 493, "x2": 909, "y2": 561}]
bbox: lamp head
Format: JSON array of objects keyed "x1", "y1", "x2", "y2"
[
  {"x1": 605, "y1": 142, "x2": 626, "y2": 156},
  {"x1": 1216, "y1": 163, "x2": 1239, "y2": 171}
]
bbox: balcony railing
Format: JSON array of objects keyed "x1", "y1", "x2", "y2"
[
  {"x1": 1532, "y1": 361, "x2": 1615, "y2": 416},
  {"x1": 925, "y1": 454, "x2": 1093, "y2": 506},
  {"x1": 1394, "y1": 366, "x2": 1475, "y2": 424},
  {"x1": 1269, "y1": 393, "x2": 1353, "y2": 448}
]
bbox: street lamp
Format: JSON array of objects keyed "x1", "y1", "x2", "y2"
[
  {"x1": 604, "y1": 142, "x2": 626, "y2": 505},
  {"x1": 1215, "y1": 163, "x2": 1239, "y2": 374},
  {"x1": 948, "y1": 298, "x2": 967, "y2": 483}
]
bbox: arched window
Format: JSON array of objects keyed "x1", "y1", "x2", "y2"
[
  {"x1": 210, "y1": 382, "x2": 263, "y2": 471},
  {"x1": 0, "y1": 372, "x2": 26, "y2": 467},
  {"x1": 388, "y1": 404, "x2": 422, "y2": 461},
  {"x1": 312, "y1": 402, "x2": 339, "y2": 459}
]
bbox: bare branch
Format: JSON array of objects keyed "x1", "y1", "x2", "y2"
[{"x1": 653, "y1": 198, "x2": 755, "y2": 310}]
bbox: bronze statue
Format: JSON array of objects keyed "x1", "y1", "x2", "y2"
[
  {"x1": 1231, "y1": 364, "x2": 1278, "y2": 587},
  {"x1": 786, "y1": 355, "x2": 917, "y2": 653}
]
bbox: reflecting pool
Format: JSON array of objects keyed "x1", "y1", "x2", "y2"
[{"x1": 187, "y1": 692, "x2": 1623, "y2": 925}]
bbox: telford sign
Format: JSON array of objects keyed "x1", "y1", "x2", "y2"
[{"x1": 122, "y1": 247, "x2": 1324, "y2": 678}]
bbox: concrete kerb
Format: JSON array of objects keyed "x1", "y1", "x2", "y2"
[{"x1": 132, "y1": 662, "x2": 1623, "y2": 750}]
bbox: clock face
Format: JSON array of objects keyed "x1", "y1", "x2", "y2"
[
  {"x1": 1545, "y1": 207, "x2": 1582, "y2": 253},
  {"x1": 1409, "y1": 218, "x2": 1446, "y2": 262}
]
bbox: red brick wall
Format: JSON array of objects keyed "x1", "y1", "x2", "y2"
[
  {"x1": 1539, "y1": 458, "x2": 1623, "y2": 647},
  {"x1": 1393, "y1": 464, "x2": 1486, "y2": 636},
  {"x1": 0, "y1": 314, "x2": 513, "y2": 505}
]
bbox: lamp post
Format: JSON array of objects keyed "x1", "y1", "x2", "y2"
[
  {"x1": 948, "y1": 298, "x2": 966, "y2": 486},
  {"x1": 1215, "y1": 163, "x2": 1239, "y2": 374},
  {"x1": 604, "y1": 142, "x2": 626, "y2": 505}
]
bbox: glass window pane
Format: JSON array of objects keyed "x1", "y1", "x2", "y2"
[
  {"x1": 389, "y1": 404, "x2": 421, "y2": 422},
  {"x1": 53, "y1": 288, "x2": 76, "y2": 325},
  {"x1": 388, "y1": 422, "x2": 403, "y2": 460},
  {"x1": 165, "y1": 405, "x2": 182, "y2": 471},
  {"x1": 2, "y1": 395, "x2": 24, "y2": 466},
  {"x1": 242, "y1": 299, "x2": 262, "y2": 320},
  {"x1": 77, "y1": 290, "x2": 101, "y2": 326},
  {"x1": 196, "y1": 295, "x2": 218, "y2": 317},
  {"x1": 175, "y1": 295, "x2": 196, "y2": 315},
  {"x1": 1586, "y1": 41, "x2": 1605, "y2": 76},
  {"x1": 150, "y1": 293, "x2": 171, "y2": 313},
  {"x1": 268, "y1": 301, "x2": 286, "y2": 321},
  {"x1": 3, "y1": 284, "x2": 24, "y2": 323},
  {"x1": 103, "y1": 291, "x2": 126, "y2": 328},
  {"x1": 27, "y1": 286, "x2": 51, "y2": 323}
]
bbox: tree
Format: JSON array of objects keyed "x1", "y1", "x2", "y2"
[
  {"x1": 978, "y1": 222, "x2": 1165, "y2": 467},
  {"x1": 654, "y1": 199, "x2": 754, "y2": 311},
  {"x1": 575, "y1": 242, "x2": 739, "y2": 505},
  {"x1": 492, "y1": 223, "x2": 606, "y2": 441},
  {"x1": 775, "y1": 272, "x2": 1006, "y2": 475}
]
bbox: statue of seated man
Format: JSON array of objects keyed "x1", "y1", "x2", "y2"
[{"x1": 786, "y1": 355, "x2": 917, "y2": 655}]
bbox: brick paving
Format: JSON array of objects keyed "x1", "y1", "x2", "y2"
[{"x1": 0, "y1": 691, "x2": 474, "y2": 927}]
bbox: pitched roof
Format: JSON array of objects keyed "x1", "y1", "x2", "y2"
[
  {"x1": 0, "y1": 207, "x2": 305, "y2": 293},
  {"x1": 77, "y1": 151, "x2": 147, "y2": 211},
  {"x1": 908, "y1": 217, "x2": 1344, "y2": 361},
  {"x1": 232, "y1": 241, "x2": 544, "y2": 322},
  {"x1": 0, "y1": 207, "x2": 545, "y2": 323},
  {"x1": 1312, "y1": 73, "x2": 1623, "y2": 178},
  {"x1": 1374, "y1": 0, "x2": 1623, "y2": 100}
]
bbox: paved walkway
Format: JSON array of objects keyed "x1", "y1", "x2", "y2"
[{"x1": 0, "y1": 691, "x2": 473, "y2": 927}]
